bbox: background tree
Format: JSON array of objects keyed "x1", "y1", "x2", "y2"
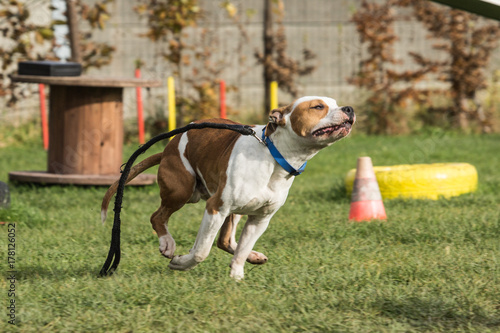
[
  {"x1": 0, "y1": 0, "x2": 55, "y2": 106},
  {"x1": 0, "y1": 0, "x2": 116, "y2": 108},
  {"x1": 399, "y1": 0, "x2": 500, "y2": 132},
  {"x1": 63, "y1": 0, "x2": 116, "y2": 71},
  {"x1": 351, "y1": 0, "x2": 500, "y2": 133},
  {"x1": 255, "y1": 0, "x2": 316, "y2": 116},
  {"x1": 350, "y1": 0, "x2": 438, "y2": 134},
  {"x1": 136, "y1": 0, "x2": 239, "y2": 125},
  {"x1": 221, "y1": 1, "x2": 253, "y2": 110}
]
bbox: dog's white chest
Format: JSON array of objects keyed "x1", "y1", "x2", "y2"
[
  {"x1": 231, "y1": 183, "x2": 291, "y2": 215},
  {"x1": 222, "y1": 134, "x2": 294, "y2": 215}
]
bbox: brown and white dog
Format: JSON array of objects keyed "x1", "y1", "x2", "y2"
[{"x1": 101, "y1": 96, "x2": 355, "y2": 280}]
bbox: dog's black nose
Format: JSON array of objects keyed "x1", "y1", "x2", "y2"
[
  {"x1": 341, "y1": 106, "x2": 355, "y2": 123},
  {"x1": 341, "y1": 106, "x2": 354, "y2": 116}
]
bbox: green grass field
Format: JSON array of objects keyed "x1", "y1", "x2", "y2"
[{"x1": 0, "y1": 129, "x2": 499, "y2": 332}]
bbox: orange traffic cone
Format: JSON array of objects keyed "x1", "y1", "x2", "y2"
[{"x1": 348, "y1": 157, "x2": 387, "y2": 221}]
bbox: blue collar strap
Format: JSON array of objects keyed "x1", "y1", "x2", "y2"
[{"x1": 262, "y1": 127, "x2": 307, "y2": 176}]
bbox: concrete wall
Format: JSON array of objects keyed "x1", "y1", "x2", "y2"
[
  {"x1": 3, "y1": 0, "x2": 500, "y2": 123},
  {"x1": 0, "y1": 0, "x2": 53, "y2": 123},
  {"x1": 85, "y1": 0, "x2": 401, "y2": 119},
  {"x1": 88, "y1": 0, "x2": 500, "y2": 120}
]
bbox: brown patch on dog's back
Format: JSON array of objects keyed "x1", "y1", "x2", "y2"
[
  {"x1": 184, "y1": 118, "x2": 243, "y2": 215},
  {"x1": 152, "y1": 134, "x2": 197, "y2": 237},
  {"x1": 158, "y1": 134, "x2": 193, "y2": 204},
  {"x1": 290, "y1": 99, "x2": 329, "y2": 137}
]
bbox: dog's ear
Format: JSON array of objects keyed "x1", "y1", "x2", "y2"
[{"x1": 265, "y1": 105, "x2": 291, "y2": 136}]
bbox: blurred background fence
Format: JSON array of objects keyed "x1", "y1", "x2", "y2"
[{"x1": 1, "y1": 0, "x2": 499, "y2": 133}]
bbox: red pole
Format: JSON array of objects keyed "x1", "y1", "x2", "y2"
[
  {"x1": 219, "y1": 79, "x2": 226, "y2": 119},
  {"x1": 38, "y1": 84, "x2": 49, "y2": 150},
  {"x1": 135, "y1": 68, "x2": 145, "y2": 144}
]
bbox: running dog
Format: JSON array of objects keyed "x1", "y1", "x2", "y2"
[{"x1": 101, "y1": 96, "x2": 355, "y2": 280}]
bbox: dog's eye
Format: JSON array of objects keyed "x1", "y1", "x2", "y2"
[{"x1": 311, "y1": 104, "x2": 324, "y2": 110}]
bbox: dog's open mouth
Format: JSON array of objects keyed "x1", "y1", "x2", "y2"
[{"x1": 312, "y1": 121, "x2": 352, "y2": 137}]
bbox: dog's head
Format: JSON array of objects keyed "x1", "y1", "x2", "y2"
[{"x1": 265, "y1": 96, "x2": 355, "y2": 146}]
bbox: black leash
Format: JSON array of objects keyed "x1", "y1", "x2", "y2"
[{"x1": 99, "y1": 122, "x2": 257, "y2": 277}]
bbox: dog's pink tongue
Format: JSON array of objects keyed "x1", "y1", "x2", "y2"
[{"x1": 316, "y1": 126, "x2": 334, "y2": 136}]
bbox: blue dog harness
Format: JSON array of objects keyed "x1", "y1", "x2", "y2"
[{"x1": 261, "y1": 127, "x2": 307, "y2": 176}]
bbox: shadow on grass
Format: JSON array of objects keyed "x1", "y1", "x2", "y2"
[
  {"x1": 373, "y1": 296, "x2": 500, "y2": 331},
  {"x1": 2, "y1": 264, "x2": 98, "y2": 280},
  {"x1": 5, "y1": 262, "x2": 166, "y2": 281},
  {"x1": 296, "y1": 179, "x2": 350, "y2": 203},
  {"x1": 328, "y1": 183, "x2": 350, "y2": 202}
]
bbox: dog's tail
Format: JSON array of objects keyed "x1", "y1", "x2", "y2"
[{"x1": 101, "y1": 153, "x2": 162, "y2": 223}]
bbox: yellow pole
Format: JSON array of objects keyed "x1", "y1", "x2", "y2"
[
  {"x1": 270, "y1": 81, "x2": 278, "y2": 110},
  {"x1": 168, "y1": 76, "x2": 176, "y2": 132}
]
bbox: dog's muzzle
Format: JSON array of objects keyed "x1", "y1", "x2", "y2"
[{"x1": 341, "y1": 106, "x2": 355, "y2": 124}]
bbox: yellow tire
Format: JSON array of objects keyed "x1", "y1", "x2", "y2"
[{"x1": 345, "y1": 163, "x2": 478, "y2": 200}]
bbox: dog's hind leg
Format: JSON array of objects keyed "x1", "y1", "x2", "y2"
[
  {"x1": 217, "y1": 214, "x2": 241, "y2": 253},
  {"x1": 152, "y1": 135, "x2": 197, "y2": 259},
  {"x1": 217, "y1": 214, "x2": 268, "y2": 265},
  {"x1": 152, "y1": 172, "x2": 196, "y2": 258},
  {"x1": 151, "y1": 204, "x2": 179, "y2": 259}
]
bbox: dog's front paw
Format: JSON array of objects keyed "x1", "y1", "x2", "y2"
[
  {"x1": 247, "y1": 251, "x2": 268, "y2": 265},
  {"x1": 230, "y1": 266, "x2": 244, "y2": 281},
  {"x1": 168, "y1": 254, "x2": 198, "y2": 271},
  {"x1": 159, "y1": 234, "x2": 176, "y2": 259}
]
